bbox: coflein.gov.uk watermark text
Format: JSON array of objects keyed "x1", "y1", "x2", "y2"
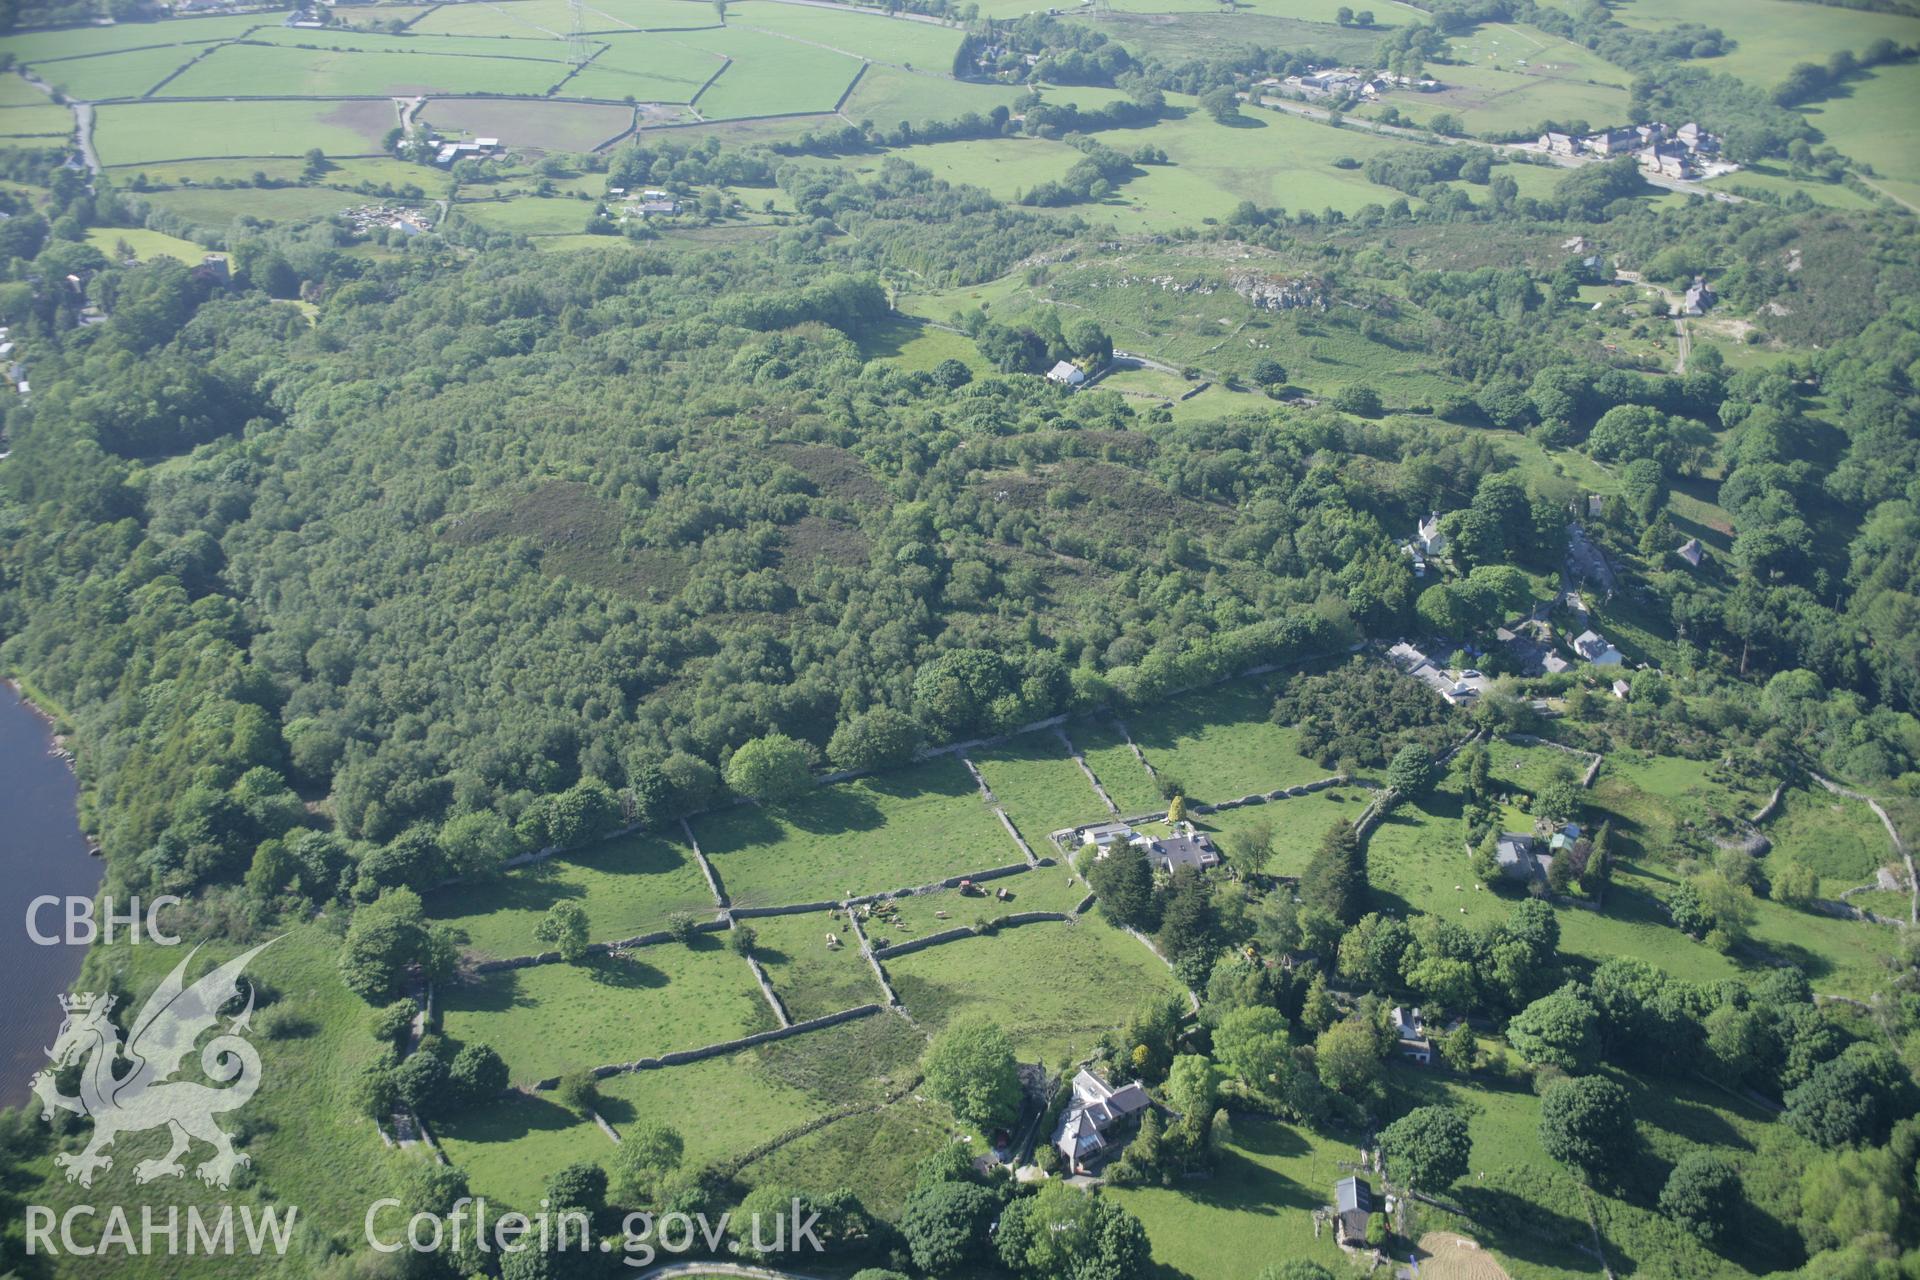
[{"x1": 367, "y1": 1198, "x2": 825, "y2": 1267}]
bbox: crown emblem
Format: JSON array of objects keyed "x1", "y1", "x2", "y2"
[{"x1": 57, "y1": 992, "x2": 112, "y2": 1016}]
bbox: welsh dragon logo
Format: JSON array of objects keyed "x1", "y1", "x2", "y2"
[{"x1": 30, "y1": 940, "x2": 277, "y2": 1189}]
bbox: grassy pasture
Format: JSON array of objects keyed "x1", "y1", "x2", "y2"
[
  {"x1": 885, "y1": 915, "x2": 1185, "y2": 1062},
  {"x1": 1706, "y1": 162, "x2": 1879, "y2": 210},
  {"x1": 1078, "y1": 9, "x2": 1382, "y2": 66},
  {"x1": 740, "y1": 1096, "x2": 954, "y2": 1219},
  {"x1": 438, "y1": 935, "x2": 777, "y2": 1082},
  {"x1": 1126, "y1": 675, "x2": 1329, "y2": 805},
  {"x1": 0, "y1": 77, "x2": 51, "y2": 107},
  {"x1": 595, "y1": 1048, "x2": 832, "y2": 1165},
  {"x1": 136, "y1": 183, "x2": 373, "y2": 226},
  {"x1": 32, "y1": 44, "x2": 211, "y2": 100},
  {"x1": 1803, "y1": 60, "x2": 1920, "y2": 211},
  {"x1": 972, "y1": 727, "x2": 1112, "y2": 838},
  {"x1": 410, "y1": 0, "x2": 722, "y2": 35},
  {"x1": 827, "y1": 134, "x2": 1082, "y2": 202},
  {"x1": 1075, "y1": 101, "x2": 1402, "y2": 231},
  {"x1": 434, "y1": 1093, "x2": 611, "y2": 1210},
  {"x1": 1613, "y1": 0, "x2": 1920, "y2": 90},
  {"x1": 157, "y1": 42, "x2": 567, "y2": 97},
  {"x1": 421, "y1": 96, "x2": 635, "y2": 149},
  {"x1": 557, "y1": 31, "x2": 725, "y2": 102},
  {"x1": 837, "y1": 64, "x2": 1028, "y2": 126},
  {"x1": 83, "y1": 226, "x2": 214, "y2": 262},
  {"x1": 1196, "y1": 785, "x2": 1375, "y2": 877},
  {"x1": 1383, "y1": 1061, "x2": 1801, "y2": 1280},
  {"x1": 692, "y1": 755, "x2": 1014, "y2": 907},
  {"x1": 674, "y1": 27, "x2": 864, "y2": 117},
  {"x1": 0, "y1": 105, "x2": 74, "y2": 138},
  {"x1": 93, "y1": 99, "x2": 397, "y2": 164},
  {"x1": 427, "y1": 831, "x2": 719, "y2": 962},
  {"x1": 458, "y1": 194, "x2": 601, "y2": 234},
  {"x1": 728, "y1": 1, "x2": 965, "y2": 70},
  {"x1": 1763, "y1": 784, "x2": 1894, "y2": 884},
  {"x1": 31, "y1": 926, "x2": 413, "y2": 1280},
  {"x1": 1358, "y1": 59, "x2": 1628, "y2": 138},
  {"x1": 1106, "y1": 1113, "x2": 1356, "y2": 1280},
  {"x1": 248, "y1": 26, "x2": 573, "y2": 59},
  {"x1": 3, "y1": 13, "x2": 266, "y2": 63},
  {"x1": 854, "y1": 313, "x2": 992, "y2": 375},
  {"x1": 745, "y1": 909, "x2": 887, "y2": 1022},
  {"x1": 1064, "y1": 715, "x2": 1164, "y2": 817}
]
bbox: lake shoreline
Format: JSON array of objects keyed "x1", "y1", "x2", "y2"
[{"x1": 0, "y1": 679, "x2": 108, "y2": 1106}]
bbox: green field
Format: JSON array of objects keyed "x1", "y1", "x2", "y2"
[
  {"x1": 434, "y1": 1093, "x2": 611, "y2": 1210},
  {"x1": 1197, "y1": 784, "x2": 1376, "y2": 877},
  {"x1": 1064, "y1": 715, "x2": 1165, "y2": 817},
  {"x1": 745, "y1": 908, "x2": 887, "y2": 1022},
  {"x1": 412, "y1": 0, "x2": 722, "y2": 36},
  {"x1": 855, "y1": 313, "x2": 993, "y2": 375},
  {"x1": 884, "y1": 915, "x2": 1184, "y2": 1062},
  {"x1": 1055, "y1": 97, "x2": 1407, "y2": 231},
  {"x1": 1107, "y1": 1113, "x2": 1357, "y2": 1280},
  {"x1": 458, "y1": 194, "x2": 602, "y2": 235},
  {"x1": 136, "y1": 183, "x2": 373, "y2": 227},
  {"x1": 248, "y1": 25, "x2": 575, "y2": 59},
  {"x1": 557, "y1": 31, "x2": 725, "y2": 102},
  {"x1": 740, "y1": 1095, "x2": 956, "y2": 1219},
  {"x1": 3, "y1": 12, "x2": 267, "y2": 63},
  {"x1": 1358, "y1": 58, "x2": 1629, "y2": 138},
  {"x1": 421, "y1": 95, "x2": 636, "y2": 150},
  {"x1": 32, "y1": 43, "x2": 212, "y2": 100},
  {"x1": 675, "y1": 27, "x2": 865, "y2": 117},
  {"x1": 825, "y1": 134, "x2": 1084, "y2": 203},
  {"x1": 1763, "y1": 784, "x2": 1895, "y2": 884},
  {"x1": 1613, "y1": 0, "x2": 1920, "y2": 90},
  {"x1": 692, "y1": 755, "x2": 1015, "y2": 907},
  {"x1": 1127, "y1": 675, "x2": 1330, "y2": 805},
  {"x1": 839, "y1": 64, "x2": 1028, "y2": 126},
  {"x1": 83, "y1": 226, "x2": 215, "y2": 263},
  {"x1": 727, "y1": 1, "x2": 965, "y2": 70},
  {"x1": 1078, "y1": 8, "x2": 1382, "y2": 66},
  {"x1": 438, "y1": 935, "x2": 777, "y2": 1082},
  {"x1": 428, "y1": 831, "x2": 720, "y2": 962},
  {"x1": 157, "y1": 41, "x2": 568, "y2": 97},
  {"x1": 1803, "y1": 60, "x2": 1920, "y2": 211},
  {"x1": 28, "y1": 927, "x2": 413, "y2": 1280},
  {"x1": 972, "y1": 727, "x2": 1111, "y2": 839},
  {"x1": 0, "y1": 104, "x2": 74, "y2": 138},
  {"x1": 1387, "y1": 1059, "x2": 1811, "y2": 1280},
  {"x1": 93, "y1": 98, "x2": 397, "y2": 164}
]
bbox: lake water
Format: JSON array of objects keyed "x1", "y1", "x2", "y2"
[{"x1": 0, "y1": 682, "x2": 105, "y2": 1108}]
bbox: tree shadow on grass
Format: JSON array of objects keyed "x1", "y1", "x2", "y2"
[
  {"x1": 770, "y1": 785, "x2": 887, "y2": 837},
  {"x1": 437, "y1": 1091, "x2": 580, "y2": 1146},
  {"x1": 584, "y1": 953, "x2": 669, "y2": 989},
  {"x1": 859, "y1": 756, "x2": 979, "y2": 804},
  {"x1": 1450, "y1": 1186, "x2": 1597, "y2": 1272}
]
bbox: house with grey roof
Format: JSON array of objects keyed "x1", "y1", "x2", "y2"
[
  {"x1": 1054, "y1": 1069, "x2": 1151, "y2": 1172},
  {"x1": 1573, "y1": 630, "x2": 1623, "y2": 666},
  {"x1": 1676, "y1": 537, "x2": 1703, "y2": 568},
  {"x1": 1047, "y1": 360, "x2": 1087, "y2": 387},
  {"x1": 1496, "y1": 832, "x2": 1550, "y2": 883},
  {"x1": 1147, "y1": 825, "x2": 1219, "y2": 873},
  {"x1": 1677, "y1": 276, "x2": 1715, "y2": 316},
  {"x1": 1333, "y1": 1175, "x2": 1374, "y2": 1245},
  {"x1": 1392, "y1": 1006, "x2": 1432, "y2": 1064}
]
